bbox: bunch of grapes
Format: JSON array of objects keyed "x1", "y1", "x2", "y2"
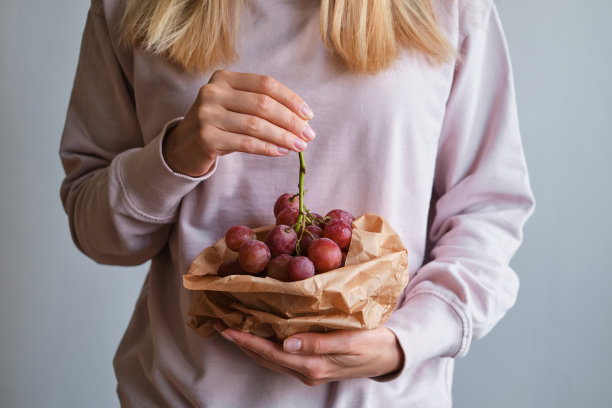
[
  {"x1": 218, "y1": 193, "x2": 355, "y2": 282},
  {"x1": 216, "y1": 140, "x2": 357, "y2": 281}
]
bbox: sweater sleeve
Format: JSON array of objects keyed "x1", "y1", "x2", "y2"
[
  {"x1": 59, "y1": 8, "x2": 214, "y2": 266},
  {"x1": 382, "y1": 3, "x2": 535, "y2": 376}
]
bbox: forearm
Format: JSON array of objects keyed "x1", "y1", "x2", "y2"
[
  {"x1": 61, "y1": 121, "x2": 210, "y2": 265},
  {"x1": 382, "y1": 1, "x2": 535, "y2": 376}
]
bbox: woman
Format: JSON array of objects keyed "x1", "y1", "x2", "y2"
[{"x1": 60, "y1": 0, "x2": 534, "y2": 406}]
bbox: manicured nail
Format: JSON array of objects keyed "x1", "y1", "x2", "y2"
[
  {"x1": 278, "y1": 146, "x2": 290, "y2": 155},
  {"x1": 294, "y1": 138, "x2": 307, "y2": 151},
  {"x1": 214, "y1": 322, "x2": 235, "y2": 343},
  {"x1": 284, "y1": 338, "x2": 302, "y2": 353},
  {"x1": 220, "y1": 331, "x2": 235, "y2": 343},
  {"x1": 301, "y1": 104, "x2": 314, "y2": 119},
  {"x1": 302, "y1": 125, "x2": 316, "y2": 141}
]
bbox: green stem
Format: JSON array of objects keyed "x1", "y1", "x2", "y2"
[{"x1": 295, "y1": 152, "x2": 306, "y2": 232}]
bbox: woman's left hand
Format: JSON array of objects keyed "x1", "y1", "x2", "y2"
[{"x1": 214, "y1": 322, "x2": 404, "y2": 386}]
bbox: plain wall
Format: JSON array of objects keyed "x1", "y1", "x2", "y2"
[{"x1": 1, "y1": 1, "x2": 610, "y2": 407}]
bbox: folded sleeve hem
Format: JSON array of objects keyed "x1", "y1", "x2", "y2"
[
  {"x1": 113, "y1": 117, "x2": 217, "y2": 222},
  {"x1": 373, "y1": 291, "x2": 471, "y2": 382},
  {"x1": 156, "y1": 117, "x2": 219, "y2": 182}
]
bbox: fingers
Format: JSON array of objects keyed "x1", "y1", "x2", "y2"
[
  {"x1": 197, "y1": 73, "x2": 316, "y2": 157},
  {"x1": 221, "y1": 88, "x2": 316, "y2": 144},
  {"x1": 163, "y1": 70, "x2": 316, "y2": 177},
  {"x1": 207, "y1": 128, "x2": 290, "y2": 157},
  {"x1": 213, "y1": 324, "x2": 403, "y2": 384},
  {"x1": 239, "y1": 346, "x2": 333, "y2": 387},
  {"x1": 200, "y1": 79, "x2": 314, "y2": 148},
  {"x1": 215, "y1": 110, "x2": 308, "y2": 154},
  {"x1": 281, "y1": 328, "x2": 404, "y2": 378},
  {"x1": 210, "y1": 70, "x2": 314, "y2": 121},
  {"x1": 214, "y1": 323, "x2": 333, "y2": 382},
  {"x1": 283, "y1": 330, "x2": 355, "y2": 355}
]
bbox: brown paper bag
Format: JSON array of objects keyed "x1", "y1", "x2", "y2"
[{"x1": 183, "y1": 213, "x2": 409, "y2": 341}]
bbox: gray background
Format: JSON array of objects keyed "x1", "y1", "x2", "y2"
[{"x1": 1, "y1": 0, "x2": 610, "y2": 407}]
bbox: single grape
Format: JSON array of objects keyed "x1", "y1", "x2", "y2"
[
  {"x1": 309, "y1": 213, "x2": 324, "y2": 228},
  {"x1": 308, "y1": 238, "x2": 342, "y2": 273},
  {"x1": 217, "y1": 260, "x2": 248, "y2": 276},
  {"x1": 307, "y1": 225, "x2": 323, "y2": 236},
  {"x1": 298, "y1": 225, "x2": 322, "y2": 256},
  {"x1": 276, "y1": 207, "x2": 299, "y2": 227},
  {"x1": 288, "y1": 256, "x2": 316, "y2": 281},
  {"x1": 325, "y1": 209, "x2": 355, "y2": 228},
  {"x1": 323, "y1": 219, "x2": 352, "y2": 250},
  {"x1": 341, "y1": 251, "x2": 348, "y2": 267},
  {"x1": 225, "y1": 225, "x2": 256, "y2": 252},
  {"x1": 216, "y1": 260, "x2": 234, "y2": 277},
  {"x1": 264, "y1": 225, "x2": 298, "y2": 256},
  {"x1": 273, "y1": 193, "x2": 299, "y2": 217},
  {"x1": 232, "y1": 260, "x2": 249, "y2": 275},
  {"x1": 266, "y1": 254, "x2": 293, "y2": 282},
  {"x1": 238, "y1": 240, "x2": 271, "y2": 274}
]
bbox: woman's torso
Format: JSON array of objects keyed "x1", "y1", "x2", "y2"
[{"x1": 110, "y1": 0, "x2": 465, "y2": 406}]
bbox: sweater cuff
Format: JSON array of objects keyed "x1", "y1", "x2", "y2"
[
  {"x1": 375, "y1": 292, "x2": 470, "y2": 382},
  {"x1": 113, "y1": 117, "x2": 217, "y2": 222}
]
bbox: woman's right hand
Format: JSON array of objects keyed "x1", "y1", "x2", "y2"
[{"x1": 162, "y1": 70, "x2": 316, "y2": 177}]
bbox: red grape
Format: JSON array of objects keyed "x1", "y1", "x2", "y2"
[
  {"x1": 288, "y1": 256, "x2": 315, "y2": 281},
  {"x1": 341, "y1": 251, "x2": 348, "y2": 267},
  {"x1": 323, "y1": 219, "x2": 352, "y2": 250},
  {"x1": 216, "y1": 260, "x2": 234, "y2": 277},
  {"x1": 307, "y1": 225, "x2": 323, "y2": 236},
  {"x1": 238, "y1": 240, "x2": 271, "y2": 274},
  {"x1": 276, "y1": 207, "x2": 299, "y2": 227},
  {"x1": 266, "y1": 254, "x2": 293, "y2": 282},
  {"x1": 325, "y1": 209, "x2": 354, "y2": 228},
  {"x1": 217, "y1": 260, "x2": 248, "y2": 276},
  {"x1": 232, "y1": 260, "x2": 249, "y2": 275},
  {"x1": 298, "y1": 225, "x2": 322, "y2": 256},
  {"x1": 309, "y1": 213, "x2": 324, "y2": 228},
  {"x1": 273, "y1": 193, "x2": 299, "y2": 217},
  {"x1": 264, "y1": 225, "x2": 298, "y2": 256},
  {"x1": 308, "y1": 238, "x2": 342, "y2": 273},
  {"x1": 225, "y1": 225, "x2": 255, "y2": 252}
]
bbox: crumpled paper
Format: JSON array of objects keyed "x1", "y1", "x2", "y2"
[{"x1": 183, "y1": 213, "x2": 409, "y2": 341}]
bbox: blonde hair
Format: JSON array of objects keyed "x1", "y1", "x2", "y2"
[{"x1": 120, "y1": 0, "x2": 453, "y2": 74}]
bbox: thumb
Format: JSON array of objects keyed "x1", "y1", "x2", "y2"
[{"x1": 283, "y1": 330, "x2": 349, "y2": 355}]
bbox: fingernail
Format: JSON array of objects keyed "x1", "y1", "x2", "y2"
[
  {"x1": 220, "y1": 331, "x2": 235, "y2": 343},
  {"x1": 214, "y1": 322, "x2": 236, "y2": 343},
  {"x1": 278, "y1": 146, "x2": 290, "y2": 155},
  {"x1": 284, "y1": 338, "x2": 302, "y2": 353},
  {"x1": 302, "y1": 125, "x2": 316, "y2": 141},
  {"x1": 294, "y1": 138, "x2": 307, "y2": 151},
  {"x1": 301, "y1": 104, "x2": 314, "y2": 119}
]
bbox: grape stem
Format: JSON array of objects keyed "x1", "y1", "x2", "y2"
[{"x1": 296, "y1": 152, "x2": 306, "y2": 232}]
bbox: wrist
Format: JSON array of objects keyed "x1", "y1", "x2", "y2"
[
  {"x1": 383, "y1": 327, "x2": 404, "y2": 376},
  {"x1": 162, "y1": 123, "x2": 216, "y2": 177},
  {"x1": 370, "y1": 327, "x2": 404, "y2": 380}
]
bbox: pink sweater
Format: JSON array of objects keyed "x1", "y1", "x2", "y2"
[{"x1": 60, "y1": 0, "x2": 535, "y2": 406}]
